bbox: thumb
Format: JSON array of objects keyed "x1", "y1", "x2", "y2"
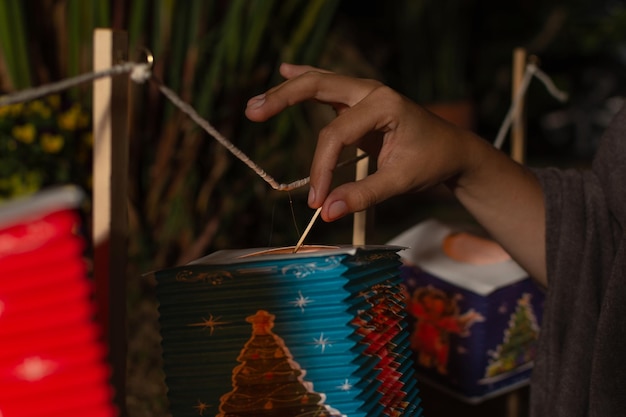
[{"x1": 320, "y1": 172, "x2": 399, "y2": 222}]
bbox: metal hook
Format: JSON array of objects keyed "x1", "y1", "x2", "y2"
[{"x1": 139, "y1": 47, "x2": 154, "y2": 68}]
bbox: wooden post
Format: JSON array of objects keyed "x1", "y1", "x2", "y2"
[
  {"x1": 352, "y1": 148, "x2": 369, "y2": 246},
  {"x1": 511, "y1": 47, "x2": 527, "y2": 164},
  {"x1": 92, "y1": 28, "x2": 129, "y2": 417},
  {"x1": 505, "y1": 47, "x2": 528, "y2": 417}
]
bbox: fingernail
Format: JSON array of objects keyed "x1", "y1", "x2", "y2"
[
  {"x1": 327, "y1": 200, "x2": 348, "y2": 220},
  {"x1": 247, "y1": 94, "x2": 266, "y2": 109},
  {"x1": 308, "y1": 186, "x2": 316, "y2": 206}
]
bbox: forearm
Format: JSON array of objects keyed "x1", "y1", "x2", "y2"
[{"x1": 449, "y1": 133, "x2": 547, "y2": 286}]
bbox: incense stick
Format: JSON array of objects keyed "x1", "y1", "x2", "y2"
[
  {"x1": 293, "y1": 207, "x2": 323, "y2": 253},
  {"x1": 352, "y1": 148, "x2": 369, "y2": 246}
]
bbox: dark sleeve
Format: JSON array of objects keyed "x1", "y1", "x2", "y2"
[{"x1": 530, "y1": 105, "x2": 626, "y2": 417}]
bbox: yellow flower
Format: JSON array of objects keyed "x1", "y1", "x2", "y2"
[
  {"x1": 58, "y1": 103, "x2": 89, "y2": 131},
  {"x1": 12, "y1": 124, "x2": 36, "y2": 144},
  {"x1": 27, "y1": 100, "x2": 52, "y2": 119},
  {"x1": 0, "y1": 103, "x2": 24, "y2": 119},
  {"x1": 10, "y1": 103, "x2": 24, "y2": 117},
  {"x1": 0, "y1": 104, "x2": 10, "y2": 118},
  {"x1": 10, "y1": 172, "x2": 41, "y2": 196},
  {"x1": 40, "y1": 132, "x2": 64, "y2": 153},
  {"x1": 46, "y1": 94, "x2": 61, "y2": 110}
]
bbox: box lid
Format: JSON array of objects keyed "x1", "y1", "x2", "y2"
[{"x1": 387, "y1": 219, "x2": 528, "y2": 295}]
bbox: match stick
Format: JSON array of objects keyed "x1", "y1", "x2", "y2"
[{"x1": 293, "y1": 206, "x2": 323, "y2": 253}]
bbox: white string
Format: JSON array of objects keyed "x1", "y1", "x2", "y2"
[
  {"x1": 153, "y1": 78, "x2": 368, "y2": 191},
  {"x1": 0, "y1": 62, "x2": 148, "y2": 106},
  {"x1": 493, "y1": 63, "x2": 568, "y2": 149},
  {"x1": 130, "y1": 63, "x2": 152, "y2": 84},
  {"x1": 1, "y1": 59, "x2": 568, "y2": 191},
  {"x1": 154, "y1": 79, "x2": 286, "y2": 189},
  {"x1": 533, "y1": 65, "x2": 569, "y2": 102},
  {"x1": 0, "y1": 59, "x2": 359, "y2": 192}
]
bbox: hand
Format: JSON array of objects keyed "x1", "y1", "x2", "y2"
[
  {"x1": 246, "y1": 63, "x2": 479, "y2": 222},
  {"x1": 246, "y1": 63, "x2": 547, "y2": 285}
]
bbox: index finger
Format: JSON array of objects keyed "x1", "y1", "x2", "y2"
[
  {"x1": 308, "y1": 94, "x2": 388, "y2": 209},
  {"x1": 245, "y1": 70, "x2": 381, "y2": 122},
  {"x1": 278, "y1": 63, "x2": 332, "y2": 79}
]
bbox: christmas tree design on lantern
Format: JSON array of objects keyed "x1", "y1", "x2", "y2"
[
  {"x1": 484, "y1": 293, "x2": 540, "y2": 378},
  {"x1": 216, "y1": 310, "x2": 342, "y2": 417}
]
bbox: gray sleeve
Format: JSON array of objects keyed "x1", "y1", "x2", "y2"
[{"x1": 529, "y1": 105, "x2": 626, "y2": 417}]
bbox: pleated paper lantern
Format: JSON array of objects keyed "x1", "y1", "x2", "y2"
[
  {"x1": 0, "y1": 187, "x2": 116, "y2": 417},
  {"x1": 389, "y1": 219, "x2": 545, "y2": 402},
  {"x1": 154, "y1": 245, "x2": 424, "y2": 417}
]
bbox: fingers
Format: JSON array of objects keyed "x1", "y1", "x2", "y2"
[
  {"x1": 307, "y1": 96, "x2": 387, "y2": 208},
  {"x1": 245, "y1": 68, "x2": 380, "y2": 122},
  {"x1": 321, "y1": 171, "x2": 400, "y2": 222},
  {"x1": 244, "y1": 64, "x2": 403, "y2": 221},
  {"x1": 279, "y1": 63, "x2": 332, "y2": 79}
]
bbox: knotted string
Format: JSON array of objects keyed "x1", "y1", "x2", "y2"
[
  {"x1": 493, "y1": 62, "x2": 568, "y2": 150},
  {"x1": 0, "y1": 58, "x2": 366, "y2": 192},
  {"x1": 0, "y1": 57, "x2": 569, "y2": 249},
  {"x1": 0, "y1": 58, "x2": 568, "y2": 190}
]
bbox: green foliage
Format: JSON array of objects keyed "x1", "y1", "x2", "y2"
[
  {"x1": 560, "y1": 2, "x2": 626, "y2": 56},
  {"x1": 0, "y1": 0, "x2": 341, "y2": 269},
  {"x1": 123, "y1": 0, "x2": 342, "y2": 268},
  {"x1": 0, "y1": 95, "x2": 92, "y2": 200},
  {"x1": 388, "y1": 0, "x2": 477, "y2": 104},
  {"x1": 0, "y1": 0, "x2": 31, "y2": 89}
]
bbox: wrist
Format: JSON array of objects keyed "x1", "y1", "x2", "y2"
[{"x1": 444, "y1": 131, "x2": 494, "y2": 195}]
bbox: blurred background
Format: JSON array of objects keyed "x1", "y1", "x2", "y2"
[{"x1": 1, "y1": 0, "x2": 625, "y2": 416}]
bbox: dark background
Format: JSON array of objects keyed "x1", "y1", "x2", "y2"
[{"x1": 2, "y1": 1, "x2": 625, "y2": 416}]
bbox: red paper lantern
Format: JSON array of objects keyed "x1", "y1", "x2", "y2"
[{"x1": 0, "y1": 187, "x2": 117, "y2": 417}]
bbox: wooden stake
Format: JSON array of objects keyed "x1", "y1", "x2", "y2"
[
  {"x1": 505, "y1": 47, "x2": 528, "y2": 417},
  {"x1": 92, "y1": 28, "x2": 129, "y2": 417},
  {"x1": 352, "y1": 148, "x2": 369, "y2": 246},
  {"x1": 511, "y1": 47, "x2": 527, "y2": 164}
]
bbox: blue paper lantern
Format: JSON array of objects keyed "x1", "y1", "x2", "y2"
[{"x1": 154, "y1": 245, "x2": 424, "y2": 417}]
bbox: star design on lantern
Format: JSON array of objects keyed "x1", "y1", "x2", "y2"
[
  {"x1": 356, "y1": 289, "x2": 371, "y2": 300},
  {"x1": 193, "y1": 400, "x2": 211, "y2": 415},
  {"x1": 313, "y1": 332, "x2": 333, "y2": 353},
  {"x1": 336, "y1": 378, "x2": 353, "y2": 391},
  {"x1": 290, "y1": 290, "x2": 313, "y2": 313},
  {"x1": 14, "y1": 356, "x2": 58, "y2": 381},
  {"x1": 188, "y1": 314, "x2": 230, "y2": 336}
]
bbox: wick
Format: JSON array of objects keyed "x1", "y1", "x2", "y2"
[{"x1": 293, "y1": 207, "x2": 323, "y2": 253}]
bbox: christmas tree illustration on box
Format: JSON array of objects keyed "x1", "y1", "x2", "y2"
[
  {"x1": 483, "y1": 293, "x2": 540, "y2": 380},
  {"x1": 216, "y1": 310, "x2": 343, "y2": 417}
]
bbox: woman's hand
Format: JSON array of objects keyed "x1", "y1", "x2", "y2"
[
  {"x1": 246, "y1": 63, "x2": 478, "y2": 222},
  {"x1": 246, "y1": 63, "x2": 547, "y2": 284}
]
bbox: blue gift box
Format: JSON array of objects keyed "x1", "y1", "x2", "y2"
[
  {"x1": 153, "y1": 245, "x2": 424, "y2": 417},
  {"x1": 388, "y1": 220, "x2": 545, "y2": 403}
]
